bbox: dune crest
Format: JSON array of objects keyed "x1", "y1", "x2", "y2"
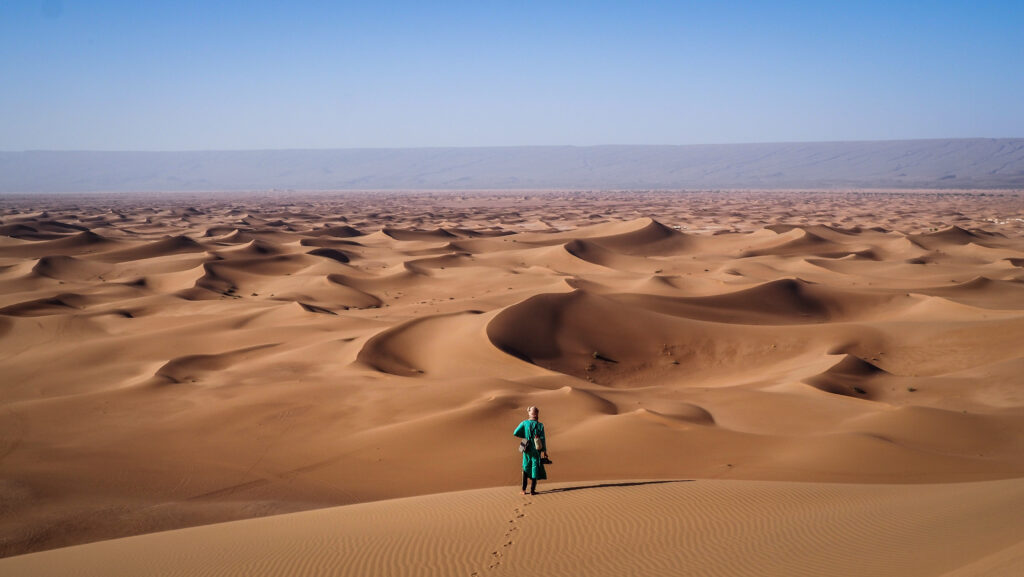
[{"x1": 2, "y1": 478, "x2": 1022, "y2": 577}]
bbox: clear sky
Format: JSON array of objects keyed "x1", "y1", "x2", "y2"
[{"x1": 2, "y1": 0, "x2": 1022, "y2": 150}]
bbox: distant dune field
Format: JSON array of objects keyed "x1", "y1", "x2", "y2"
[{"x1": 1, "y1": 190, "x2": 1023, "y2": 575}]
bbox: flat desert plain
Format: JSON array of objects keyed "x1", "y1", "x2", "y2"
[{"x1": 1, "y1": 190, "x2": 1023, "y2": 576}]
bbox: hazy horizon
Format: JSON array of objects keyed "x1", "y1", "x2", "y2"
[
  {"x1": 8, "y1": 135, "x2": 1024, "y2": 153},
  {"x1": 7, "y1": 136, "x2": 1024, "y2": 154},
  {"x1": 4, "y1": 139, "x2": 1023, "y2": 192},
  {"x1": 2, "y1": 1, "x2": 1022, "y2": 152}
]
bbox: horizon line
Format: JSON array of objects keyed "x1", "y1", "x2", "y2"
[{"x1": 5, "y1": 136, "x2": 1023, "y2": 155}]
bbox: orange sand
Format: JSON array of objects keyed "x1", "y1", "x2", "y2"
[
  {"x1": 1, "y1": 190, "x2": 1023, "y2": 574},
  {"x1": 4, "y1": 478, "x2": 1023, "y2": 577}
]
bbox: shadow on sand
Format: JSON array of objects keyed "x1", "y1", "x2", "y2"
[{"x1": 539, "y1": 479, "x2": 694, "y2": 495}]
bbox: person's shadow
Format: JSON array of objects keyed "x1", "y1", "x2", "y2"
[{"x1": 538, "y1": 479, "x2": 693, "y2": 494}]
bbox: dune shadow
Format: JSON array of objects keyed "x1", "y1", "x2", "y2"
[{"x1": 539, "y1": 479, "x2": 693, "y2": 495}]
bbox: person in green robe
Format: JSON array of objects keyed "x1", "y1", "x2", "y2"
[{"x1": 514, "y1": 406, "x2": 549, "y2": 495}]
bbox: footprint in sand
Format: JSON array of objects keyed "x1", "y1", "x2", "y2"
[
  {"x1": 478, "y1": 501, "x2": 534, "y2": 573},
  {"x1": 472, "y1": 499, "x2": 540, "y2": 574},
  {"x1": 488, "y1": 549, "x2": 501, "y2": 569}
]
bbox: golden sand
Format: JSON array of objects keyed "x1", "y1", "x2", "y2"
[{"x1": 1, "y1": 190, "x2": 1022, "y2": 574}]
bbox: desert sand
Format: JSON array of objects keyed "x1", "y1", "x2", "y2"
[
  {"x1": 1, "y1": 190, "x2": 1023, "y2": 575},
  {"x1": 4, "y1": 478, "x2": 1024, "y2": 576}
]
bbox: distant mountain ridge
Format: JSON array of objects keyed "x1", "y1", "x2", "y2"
[{"x1": 2, "y1": 139, "x2": 1023, "y2": 192}]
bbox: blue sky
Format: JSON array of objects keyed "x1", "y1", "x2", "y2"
[{"x1": 1, "y1": 1, "x2": 1022, "y2": 150}]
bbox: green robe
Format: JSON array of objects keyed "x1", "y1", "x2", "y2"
[{"x1": 514, "y1": 419, "x2": 547, "y2": 480}]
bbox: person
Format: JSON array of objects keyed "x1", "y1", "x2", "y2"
[{"x1": 513, "y1": 406, "x2": 549, "y2": 495}]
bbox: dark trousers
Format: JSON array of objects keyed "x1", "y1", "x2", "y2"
[{"x1": 522, "y1": 471, "x2": 537, "y2": 493}]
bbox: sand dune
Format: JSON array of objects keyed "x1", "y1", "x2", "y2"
[
  {"x1": 2, "y1": 478, "x2": 1022, "y2": 577},
  {"x1": 93, "y1": 235, "x2": 206, "y2": 262},
  {"x1": 1, "y1": 189, "x2": 1023, "y2": 569}
]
